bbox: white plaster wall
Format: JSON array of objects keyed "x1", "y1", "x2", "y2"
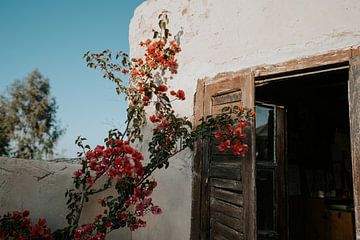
[
  {"x1": 129, "y1": 0, "x2": 360, "y2": 239},
  {"x1": 0, "y1": 157, "x2": 130, "y2": 240}
]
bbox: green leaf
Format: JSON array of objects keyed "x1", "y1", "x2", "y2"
[
  {"x1": 155, "y1": 102, "x2": 161, "y2": 111},
  {"x1": 222, "y1": 106, "x2": 230, "y2": 112},
  {"x1": 159, "y1": 20, "x2": 167, "y2": 31}
]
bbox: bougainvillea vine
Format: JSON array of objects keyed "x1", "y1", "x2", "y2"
[{"x1": 0, "y1": 11, "x2": 254, "y2": 240}]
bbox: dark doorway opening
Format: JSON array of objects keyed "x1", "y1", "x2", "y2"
[{"x1": 255, "y1": 65, "x2": 355, "y2": 240}]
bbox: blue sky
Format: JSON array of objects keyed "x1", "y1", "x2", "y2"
[{"x1": 0, "y1": 0, "x2": 143, "y2": 158}]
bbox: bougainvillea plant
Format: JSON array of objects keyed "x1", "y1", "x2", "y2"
[{"x1": 0, "y1": 12, "x2": 254, "y2": 240}]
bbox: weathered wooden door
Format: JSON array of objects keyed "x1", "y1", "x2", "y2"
[
  {"x1": 349, "y1": 56, "x2": 360, "y2": 240},
  {"x1": 191, "y1": 70, "x2": 256, "y2": 240},
  {"x1": 255, "y1": 104, "x2": 287, "y2": 240}
]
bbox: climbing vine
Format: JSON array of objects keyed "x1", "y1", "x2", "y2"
[{"x1": 0, "y1": 12, "x2": 254, "y2": 240}]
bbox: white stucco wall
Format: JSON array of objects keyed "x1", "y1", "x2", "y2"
[
  {"x1": 2, "y1": 1, "x2": 359, "y2": 239},
  {"x1": 129, "y1": 0, "x2": 360, "y2": 239}
]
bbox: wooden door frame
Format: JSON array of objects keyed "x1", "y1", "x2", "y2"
[
  {"x1": 191, "y1": 45, "x2": 360, "y2": 240},
  {"x1": 191, "y1": 70, "x2": 256, "y2": 240}
]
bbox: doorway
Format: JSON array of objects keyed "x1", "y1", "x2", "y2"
[{"x1": 255, "y1": 64, "x2": 355, "y2": 239}]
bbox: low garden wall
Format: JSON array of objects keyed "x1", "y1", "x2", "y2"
[{"x1": 0, "y1": 157, "x2": 131, "y2": 239}]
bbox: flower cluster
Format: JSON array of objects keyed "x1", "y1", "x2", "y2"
[
  {"x1": 73, "y1": 139, "x2": 145, "y2": 185},
  {"x1": 138, "y1": 38, "x2": 181, "y2": 74},
  {"x1": 130, "y1": 38, "x2": 183, "y2": 108},
  {"x1": 0, "y1": 210, "x2": 52, "y2": 240},
  {"x1": 214, "y1": 107, "x2": 255, "y2": 157},
  {"x1": 74, "y1": 224, "x2": 105, "y2": 240},
  {"x1": 125, "y1": 180, "x2": 161, "y2": 230}
]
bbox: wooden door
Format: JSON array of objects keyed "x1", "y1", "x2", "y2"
[
  {"x1": 349, "y1": 56, "x2": 360, "y2": 240},
  {"x1": 191, "y1": 70, "x2": 256, "y2": 240},
  {"x1": 255, "y1": 104, "x2": 287, "y2": 240}
]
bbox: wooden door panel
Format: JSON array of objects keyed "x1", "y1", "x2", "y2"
[
  {"x1": 211, "y1": 187, "x2": 244, "y2": 206},
  {"x1": 209, "y1": 163, "x2": 242, "y2": 180},
  {"x1": 211, "y1": 211, "x2": 244, "y2": 232},
  {"x1": 210, "y1": 220, "x2": 245, "y2": 240},
  {"x1": 349, "y1": 56, "x2": 360, "y2": 240},
  {"x1": 201, "y1": 70, "x2": 255, "y2": 240},
  {"x1": 210, "y1": 198, "x2": 243, "y2": 219},
  {"x1": 210, "y1": 178, "x2": 243, "y2": 192},
  {"x1": 191, "y1": 70, "x2": 255, "y2": 240}
]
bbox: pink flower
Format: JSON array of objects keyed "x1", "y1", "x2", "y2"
[
  {"x1": 151, "y1": 206, "x2": 162, "y2": 215},
  {"x1": 73, "y1": 169, "x2": 83, "y2": 177}
]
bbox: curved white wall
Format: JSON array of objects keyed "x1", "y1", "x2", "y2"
[{"x1": 129, "y1": 0, "x2": 360, "y2": 239}]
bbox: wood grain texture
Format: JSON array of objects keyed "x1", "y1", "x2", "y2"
[
  {"x1": 210, "y1": 163, "x2": 242, "y2": 180},
  {"x1": 211, "y1": 234, "x2": 229, "y2": 240},
  {"x1": 211, "y1": 211, "x2": 244, "y2": 232},
  {"x1": 242, "y1": 123, "x2": 257, "y2": 240},
  {"x1": 210, "y1": 198, "x2": 243, "y2": 219},
  {"x1": 255, "y1": 47, "x2": 360, "y2": 77},
  {"x1": 211, "y1": 187, "x2": 244, "y2": 206},
  {"x1": 211, "y1": 220, "x2": 244, "y2": 240},
  {"x1": 190, "y1": 80, "x2": 206, "y2": 240},
  {"x1": 210, "y1": 178, "x2": 243, "y2": 192},
  {"x1": 276, "y1": 107, "x2": 288, "y2": 240},
  {"x1": 349, "y1": 56, "x2": 360, "y2": 240}
]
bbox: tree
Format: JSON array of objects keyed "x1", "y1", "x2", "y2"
[
  {"x1": 1, "y1": 69, "x2": 65, "y2": 159},
  {"x1": 0, "y1": 96, "x2": 12, "y2": 156}
]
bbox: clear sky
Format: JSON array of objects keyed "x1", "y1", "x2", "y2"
[{"x1": 0, "y1": 0, "x2": 143, "y2": 158}]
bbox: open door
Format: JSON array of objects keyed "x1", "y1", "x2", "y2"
[
  {"x1": 191, "y1": 70, "x2": 256, "y2": 240},
  {"x1": 255, "y1": 103, "x2": 287, "y2": 240},
  {"x1": 349, "y1": 56, "x2": 360, "y2": 240}
]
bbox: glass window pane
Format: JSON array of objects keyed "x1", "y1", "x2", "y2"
[
  {"x1": 256, "y1": 169, "x2": 276, "y2": 231},
  {"x1": 256, "y1": 105, "x2": 275, "y2": 162}
]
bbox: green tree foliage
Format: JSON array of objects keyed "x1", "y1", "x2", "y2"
[
  {"x1": 0, "y1": 69, "x2": 65, "y2": 159},
  {"x1": 0, "y1": 96, "x2": 12, "y2": 156}
]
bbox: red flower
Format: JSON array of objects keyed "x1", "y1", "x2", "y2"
[
  {"x1": 157, "y1": 85, "x2": 167, "y2": 92},
  {"x1": 86, "y1": 176, "x2": 94, "y2": 186},
  {"x1": 145, "y1": 38, "x2": 152, "y2": 45},
  {"x1": 233, "y1": 126, "x2": 243, "y2": 135},
  {"x1": 114, "y1": 156, "x2": 122, "y2": 165},
  {"x1": 170, "y1": 90, "x2": 176, "y2": 96},
  {"x1": 131, "y1": 69, "x2": 139, "y2": 77},
  {"x1": 22, "y1": 210, "x2": 30, "y2": 217},
  {"x1": 151, "y1": 206, "x2": 162, "y2": 215},
  {"x1": 214, "y1": 132, "x2": 223, "y2": 139},
  {"x1": 37, "y1": 218, "x2": 46, "y2": 227},
  {"x1": 73, "y1": 169, "x2": 83, "y2": 177},
  {"x1": 143, "y1": 95, "x2": 150, "y2": 102},
  {"x1": 217, "y1": 140, "x2": 231, "y2": 152},
  {"x1": 176, "y1": 89, "x2": 185, "y2": 100},
  {"x1": 217, "y1": 142, "x2": 227, "y2": 152},
  {"x1": 149, "y1": 115, "x2": 157, "y2": 123},
  {"x1": 150, "y1": 180, "x2": 157, "y2": 188}
]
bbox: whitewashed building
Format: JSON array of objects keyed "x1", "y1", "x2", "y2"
[
  {"x1": 1, "y1": 0, "x2": 360, "y2": 239},
  {"x1": 129, "y1": 0, "x2": 360, "y2": 240}
]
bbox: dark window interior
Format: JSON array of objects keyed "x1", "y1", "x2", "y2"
[{"x1": 255, "y1": 67, "x2": 355, "y2": 240}]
